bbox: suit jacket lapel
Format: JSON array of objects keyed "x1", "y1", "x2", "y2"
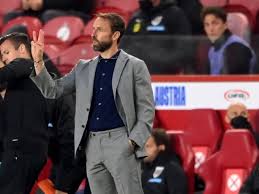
[
  {"x1": 87, "y1": 57, "x2": 99, "y2": 101},
  {"x1": 112, "y1": 50, "x2": 129, "y2": 98}
]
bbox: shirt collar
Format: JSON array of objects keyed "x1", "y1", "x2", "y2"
[
  {"x1": 212, "y1": 30, "x2": 232, "y2": 51},
  {"x1": 98, "y1": 50, "x2": 121, "y2": 61}
]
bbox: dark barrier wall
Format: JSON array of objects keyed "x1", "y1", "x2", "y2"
[{"x1": 120, "y1": 35, "x2": 211, "y2": 75}]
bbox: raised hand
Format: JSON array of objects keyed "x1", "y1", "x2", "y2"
[{"x1": 31, "y1": 30, "x2": 45, "y2": 74}]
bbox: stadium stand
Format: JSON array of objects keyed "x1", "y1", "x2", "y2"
[
  {"x1": 156, "y1": 109, "x2": 223, "y2": 171},
  {"x1": 0, "y1": 0, "x2": 21, "y2": 16},
  {"x1": 43, "y1": 16, "x2": 84, "y2": 48},
  {"x1": 56, "y1": 43, "x2": 98, "y2": 75},
  {"x1": 1, "y1": 16, "x2": 42, "y2": 39},
  {"x1": 95, "y1": 0, "x2": 139, "y2": 15},
  {"x1": 197, "y1": 130, "x2": 258, "y2": 194},
  {"x1": 199, "y1": 0, "x2": 227, "y2": 7}
]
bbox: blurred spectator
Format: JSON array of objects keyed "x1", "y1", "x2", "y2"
[
  {"x1": 177, "y1": 0, "x2": 204, "y2": 35},
  {"x1": 202, "y1": 7, "x2": 257, "y2": 74},
  {"x1": 126, "y1": 0, "x2": 191, "y2": 35},
  {"x1": 225, "y1": 102, "x2": 259, "y2": 147},
  {"x1": 4, "y1": 0, "x2": 94, "y2": 24},
  {"x1": 142, "y1": 128, "x2": 188, "y2": 194}
]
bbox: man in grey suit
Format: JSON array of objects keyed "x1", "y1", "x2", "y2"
[{"x1": 30, "y1": 13, "x2": 155, "y2": 194}]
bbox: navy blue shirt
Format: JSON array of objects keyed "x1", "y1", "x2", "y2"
[{"x1": 87, "y1": 50, "x2": 125, "y2": 131}]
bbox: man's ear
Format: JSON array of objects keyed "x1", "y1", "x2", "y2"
[
  {"x1": 158, "y1": 144, "x2": 165, "y2": 151},
  {"x1": 112, "y1": 31, "x2": 121, "y2": 42},
  {"x1": 18, "y1": 44, "x2": 26, "y2": 54}
]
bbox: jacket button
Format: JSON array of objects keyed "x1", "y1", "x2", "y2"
[
  {"x1": 86, "y1": 108, "x2": 90, "y2": 111},
  {"x1": 82, "y1": 125, "x2": 85, "y2": 128}
]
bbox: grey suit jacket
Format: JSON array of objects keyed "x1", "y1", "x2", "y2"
[{"x1": 31, "y1": 50, "x2": 155, "y2": 158}]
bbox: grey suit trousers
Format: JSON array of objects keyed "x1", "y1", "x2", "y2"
[{"x1": 85, "y1": 127, "x2": 144, "y2": 194}]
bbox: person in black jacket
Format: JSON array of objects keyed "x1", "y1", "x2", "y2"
[
  {"x1": 3, "y1": 26, "x2": 90, "y2": 194},
  {"x1": 1, "y1": 29, "x2": 90, "y2": 194},
  {"x1": 225, "y1": 102, "x2": 259, "y2": 147},
  {"x1": 0, "y1": 32, "x2": 50, "y2": 194},
  {"x1": 142, "y1": 128, "x2": 188, "y2": 194}
]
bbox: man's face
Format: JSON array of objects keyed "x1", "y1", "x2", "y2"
[
  {"x1": 226, "y1": 104, "x2": 249, "y2": 124},
  {"x1": 0, "y1": 39, "x2": 22, "y2": 65},
  {"x1": 144, "y1": 136, "x2": 161, "y2": 163},
  {"x1": 91, "y1": 17, "x2": 114, "y2": 52},
  {"x1": 204, "y1": 14, "x2": 227, "y2": 43}
]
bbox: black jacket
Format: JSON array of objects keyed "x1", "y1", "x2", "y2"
[
  {"x1": 0, "y1": 58, "x2": 87, "y2": 193},
  {"x1": 126, "y1": 1, "x2": 191, "y2": 35},
  {"x1": 0, "y1": 58, "x2": 49, "y2": 157},
  {"x1": 142, "y1": 152, "x2": 188, "y2": 194},
  {"x1": 240, "y1": 163, "x2": 259, "y2": 194}
]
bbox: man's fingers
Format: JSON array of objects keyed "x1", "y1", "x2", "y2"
[
  {"x1": 32, "y1": 31, "x2": 37, "y2": 42},
  {"x1": 38, "y1": 29, "x2": 44, "y2": 44}
]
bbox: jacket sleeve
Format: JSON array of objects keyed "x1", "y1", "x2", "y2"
[
  {"x1": 166, "y1": 162, "x2": 188, "y2": 194},
  {"x1": 30, "y1": 60, "x2": 86, "y2": 99},
  {"x1": 129, "y1": 59, "x2": 155, "y2": 150},
  {"x1": 0, "y1": 58, "x2": 33, "y2": 84}
]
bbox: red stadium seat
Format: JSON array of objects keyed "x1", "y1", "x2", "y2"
[
  {"x1": 43, "y1": 16, "x2": 84, "y2": 47},
  {"x1": 57, "y1": 43, "x2": 98, "y2": 75},
  {"x1": 167, "y1": 130, "x2": 195, "y2": 194},
  {"x1": 0, "y1": 0, "x2": 21, "y2": 16},
  {"x1": 95, "y1": 0, "x2": 139, "y2": 15},
  {"x1": 156, "y1": 109, "x2": 223, "y2": 171},
  {"x1": 226, "y1": 0, "x2": 259, "y2": 30},
  {"x1": 1, "y1": 16, "x2": 42, "y2": 39},
  {"x1": 199, "y1": 0, "x2": 227, "y2": 7},
  {"x1": 197, "y1": 130, "x2": 258, "y2": 194},
  {"x1": 74, "y1": 18, "x2": 95, "y2": 44},
  {"x1": 227, "y1": 13, "x2": 251, "y2": 42},
  {"x1": 44, "y1": 44, "x2": 62, "y2": 65}
]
